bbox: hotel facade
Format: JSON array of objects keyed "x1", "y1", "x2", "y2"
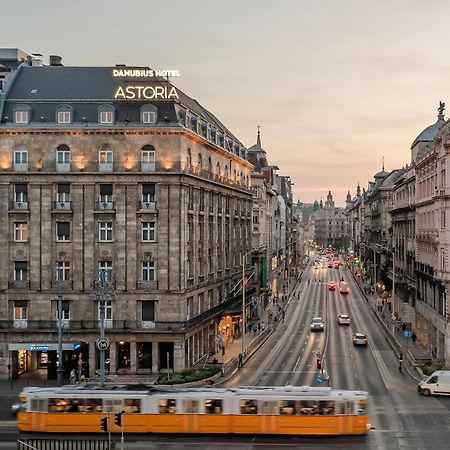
[{"x1": 0, "y1": 51, "x2": 254, "y2": 379}]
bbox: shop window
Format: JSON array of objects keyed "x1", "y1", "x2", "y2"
[{"x1": 137, "y1": 342, "x2": 152, "y2": 369}]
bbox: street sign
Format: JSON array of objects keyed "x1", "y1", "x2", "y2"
[
  {"x1": 315, "y1": 375, "x2": 324, "y2": 384},
  {"x1": 96, "y1": 338, "x2": 110, "y2": 351},
  {"x1": 404, "y1": 330, "x2": 412, "y2": 338}
]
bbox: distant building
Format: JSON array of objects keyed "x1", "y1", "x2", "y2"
[{"x1": 314, "y1": 191, "x2": 346, "y2": 249}]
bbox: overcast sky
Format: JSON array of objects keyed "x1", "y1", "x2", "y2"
[{"x1": 3, "y1": 0, "x2": 450, "y2": 205}]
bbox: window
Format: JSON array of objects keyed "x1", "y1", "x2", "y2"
[
  {"x1": 15, "y1": 110, "x2": 29, "y2": 124},
  {"x1": 142, "y1": 184, "x2": 155, "y2": 203},
  {"x1": 56, "y1": 300, "x2": 70, "y2": 320},
  {"x1": 240, "y1": 399, "x2": 258, "y2": 415},
  {"x1": 183, "y1": 399, "x2": 199, "y2": 414},
  {"x1": 204, "y1": 399, "x2": 222, "y2": 414},
  {"x1": 99, "y1": 261, "x2": 113, "y2": 280},
  {"x1": 142, "y1": 261, "x2": 155, "y2": 281},
  {"x1": 56, "y1": 222, "x2": 70, "y2": 242},
  {"x1": 99, "y1": 109, "x2": 114, "y2": 124},
  {"x1": 141, "y1": 145, "x2": 155, "y2": 170},
  {"x1": 56, "y1": 144, "x2": 70, "y2": 165},
  {"x1": 99, "y1": 184, "x2": 113, "y2": 207},
  {"x1": 57, "y1": 111, "x2": 71, "y2": 124},
  {"x1": 14, "y1": 184, "x2": 28, "y2": 203},
  {"x1": 14, "y1": 146, "x2": 28, "y2": 164},
  {"x1": 98, "y1": 301, "x2": 113, "y2": 321},
  {"x1": 56, "y1": 183, "x2": 70, "y2": 205},
  {"x1": 14, "y1": 222, "x2": 28, "y2": 241},
  {"x1": 14, "y1": 301, "x2": 28, "y2": 320},
  {"x1": 159, "y1": 399, "x2": 176, "y2": 414},
  {"x1": 141, "y1": 301, "x2": 155, "y2": 321},
  {"x1": 99, "y1": 144, "x2": 113, "y2": 165},
  {"x1": 142, "y1": 222, "x2": 155, "y2": 241},
  {"x1": 99, "y1": 222, "x2": 113, "y2": 242},
  {"x1": 14, "y1": 261, "x2": 28, "y2": 281},
  {"x1": 56, "y1": 261, "x2": 70, "y2": 281},
  {"x1": 142, "y1": 110, "x2": 156, "y2": 123}
]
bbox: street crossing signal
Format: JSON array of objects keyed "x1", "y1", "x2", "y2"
[
  {"x1": 316, "y1": 358, "x2": 322, "y2": 370},
  {"x1": 114, "y1": 412, "x2": 123, "y2": 427},
  {"x1": 100, "y1": 416, "x2": 108, "y2": 432}
]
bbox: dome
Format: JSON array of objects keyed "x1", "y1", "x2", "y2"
[{"x1": 411, "y1": 115, "x2": 445, "y2": 149}]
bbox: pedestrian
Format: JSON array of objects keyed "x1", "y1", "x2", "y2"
[
  {"x1": 282, "y1": 309, "x2": 285, "y2": 321},
  {"x1": 69, "y1": 368, "x2": 76, "y2": 384},
  {"x1": 238, "y1": 352, "x2": 244, "y2": 369},
  {"x1": 412, "y1": 332, "x2": 417, "y2": 346}
]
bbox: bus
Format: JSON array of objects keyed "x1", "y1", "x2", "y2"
[{"x1": 17, "y1": 384, "x2": 369, "y2": 435}]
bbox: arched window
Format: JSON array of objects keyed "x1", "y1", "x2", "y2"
[
  {"x1": 198, "y1": 153, "x2": 203, "y2": 172},
  {"x1": 56, "y1": 144, "x2": 70, "y2": 172},
  {"x1": 141, "y1": 145, "x2": 155, "y2": 171},
  {"x1": 141, "y1": 105, "x2": 158, "y2": 124},
  {"x1": 99, "y1": 144, "x2": 113, "y2": 172},
  {"x1": 13, "y1": 105, "x2": 31, "y2": 124},
  {"x1": 13, "y1": 145, "x2": 28, "y2": 172},
  {"x1": 208, "y1": 157, "x2": 212, "y2": 175},
  {"x1": 224, "y1": 165, "x2": 229, "y2": 180},
  {"x1": 216, "y1": 162, "x2": 221, "y2": 178}
]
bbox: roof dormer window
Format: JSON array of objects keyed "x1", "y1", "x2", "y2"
[
  {"x1": 13, "y1": 105, "x2": 31, "y2": 124},
  {"x1": 98, "y1": 105, "x2": 115, "y2": 125},
  {"x1": 141, "y1": 104, "x2": 158, "y2": 124},
  {"x1": 56, "y1": 105, "x2": 73, "y2": 124}
]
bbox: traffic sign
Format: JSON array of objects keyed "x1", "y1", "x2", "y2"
[
  {"x1": 97, "y1": 338, "x2": 110, "y2": 351},
  {"x1": 315, "y1": 375, "x2": 324, "y2": 384}
]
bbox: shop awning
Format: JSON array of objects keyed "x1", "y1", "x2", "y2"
[{"x1": 9, "y1": 342, "x2": 81, "y2": 351}]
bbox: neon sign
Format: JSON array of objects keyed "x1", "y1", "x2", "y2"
[
  {"x1": 114, "y1": 85, "x2": 179, "y2": 100},
  {"x1": 113, "y1": 69, "x2": 181, "y2": 78}
]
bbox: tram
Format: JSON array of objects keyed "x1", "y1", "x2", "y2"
[{"x1": 17, "y1": 384, "x2": 369, "y2": 435}]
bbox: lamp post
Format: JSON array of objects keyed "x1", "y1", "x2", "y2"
[
  {"x1": 56, "y1": 268, "x2": 64, "y2": 386},
  {"x1": 242, "y1": 249, "x2": 254, "y2": 355},
  {"x1": 376, "y1": 244, "x2": 395, "y2": 318},
  {"x1": 285, "y1": 240, "x2": 299, "y2": 300}
]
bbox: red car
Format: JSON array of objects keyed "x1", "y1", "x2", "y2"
[{"x1": 328, "y1": 281, "x2": 336, "y2": 291}]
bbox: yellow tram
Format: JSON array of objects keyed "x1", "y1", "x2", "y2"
[{"x1": 17, "y1": 384, "x2": 369, "y2": 435}]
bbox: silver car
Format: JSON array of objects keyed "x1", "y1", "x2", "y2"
[{"x1": 310, "y1": 317, "x2": 325, "y2": 332}]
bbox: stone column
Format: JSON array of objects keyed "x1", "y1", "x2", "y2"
[
  {"x1": 130, "y1": 341, "x2": 136, "y2": 374},
  {"x1": 152, "y1": 341, "x2": 159, "y2": 373}
]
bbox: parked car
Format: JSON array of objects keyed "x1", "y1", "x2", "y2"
[
  {"x1": 310, "y1": 317, "x2": 325, "y2": 332},
  {"x1": 352, "y1": 333, "x2": 368, "y2": 346},
  {"x1": 337, "y1": 314, "x2": 350, "y2": 325}
]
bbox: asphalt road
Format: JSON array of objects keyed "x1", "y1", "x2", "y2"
[{"x1": 3, "y1": 254, "x2": 450, "y2": 449}]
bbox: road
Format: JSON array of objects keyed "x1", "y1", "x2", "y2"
[{"x1": 3, "y1": 254, "x2": 450, "y2": 449}]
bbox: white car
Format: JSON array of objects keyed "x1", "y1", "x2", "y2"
[
  {"x1": 310, "y1": 317, "x2": 325, "y2": 332},
  {"x1": 337, "y1": 314, "x2": 350, "y2": 325}
]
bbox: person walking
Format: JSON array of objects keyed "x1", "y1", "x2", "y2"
[
  {"x1": 238, "y1": 352, "x2": 244, "y2": 369},
  {"x1": 412, "y1": 331, "x2": 417, "y2": 346},
  {"x1": 69, "y1": 368, "x2": 76, "y2": 384}
]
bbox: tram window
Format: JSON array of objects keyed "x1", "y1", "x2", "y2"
[
  {"x1": 104, "y1": 399, "x2": 124, "y2": 413},
  {"x1": 346, "y1": 401, "x2": 354, "y2": 415},
  {"x1": 260, "y1": 401, "x2": 278, "y2": 415},
  {"x1": 84, "y1": 399, "x2": 102, "y2": 413},
  {"x1": 159, "y1": 398, "x2": 177, "y2": 414},
  {"x1": 30, "y1": 399, "x2": 47, "y2": 412},
  {"x1": 182, "y1": 399, "x2": 199, "y2": 414},
  {"x1": 297, "y1": 400, "x2": 316, "y2": 415},
  {"x1": 205, "y1": 399, "x2": 222, "y2": 414},
  {"x1": 240, "y1": 399, "x2": 258, "y2": 415},
  {"x1": 280, "y1": 400, "x2": 296, "y2": 415},
  {"x1": 48, "y1": 398, "x2": 81, "y2": 413},
  {"x1": 318, "y1": 401, "x2": 335, "y2": 415},
  {"x1": 124, "y1": 399, "x2": 141, "y2": 413},
  {"x1": 358, "y1": 400, "x2": 367, "y2": 415}
]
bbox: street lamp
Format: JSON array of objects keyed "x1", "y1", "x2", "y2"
[
  {"x1": 56, "y1": 267, "x2": 64, "y2": 386},
  {"x1": 376, "y1": 244, "x2": 395, "y2": 318}
]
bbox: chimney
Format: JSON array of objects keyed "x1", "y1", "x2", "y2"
[{"x1": 49, "y1": 55, "x2": 63, "y2": 66}]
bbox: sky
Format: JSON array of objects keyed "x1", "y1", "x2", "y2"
[{"x1": 2, "y1": 0, "x2": 450, "y2": 205}]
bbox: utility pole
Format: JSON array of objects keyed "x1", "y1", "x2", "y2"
[{"x1": 56, "y1": 268, "x2": 64, "y2": 386}]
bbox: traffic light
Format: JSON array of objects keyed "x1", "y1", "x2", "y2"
[
  {"x1": 114, "y1": 412, "x2": 123, "y2": 427},
  {"x1": 316, "y1": 358, "x2": 322, "y2": 370},
  {"x1": 100, "y1": 416, "x2": 108, "y2": 432}
]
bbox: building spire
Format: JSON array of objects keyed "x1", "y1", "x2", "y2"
[
  {"x1": 257, "y1": 125, "x2": 261, "y2": 147},
  {"x1": 438, "y1": 101, "x2": 446, "y2": 120},
  {"x1": 382, "y1": 156, "x2": 385, "y2": 172}
]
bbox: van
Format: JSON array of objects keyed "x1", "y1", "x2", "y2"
[{"x1": 418, "y1": 370, "x2": 450, "y2": 396}]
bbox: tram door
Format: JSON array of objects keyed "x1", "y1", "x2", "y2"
[{"x1": 182, "y1": 399, "x2": 199, "y2": 432}]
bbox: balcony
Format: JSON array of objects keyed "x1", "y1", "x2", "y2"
[
  {"x1": 96, "y1": 201, "x2": 115, "y2": 211},
  {"x1": 13, "y1": 319, "x2": 27, "y2": 329},
  {"x1": 13, "y1": 163, "x2": 28, "y2": 173},
  {"x1": 138, "y1": 201, "x2": 157, "y2": 212},
  {"x1": 8, "y1": 280, "x2": 30, "y2": 290},
  {"x1": 56, "y1": 162, "x2": 70, "y2": 173},
  {"x1": 53, "y1": 201, "x2": 72, "y2": 211},
  {"x1": 9, "y1": 201, "x2": 29, "y2": 211}
]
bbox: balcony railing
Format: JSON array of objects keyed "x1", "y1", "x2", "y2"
[
  {"x1": 9, "y1": 201, "x2": 29, "y2": 211},
  {"x1": 138, "y1": 201, "x2": 157, "y2": 211},
  {"x1": 53, "y1": 201, "x2": 72, "y2": 211},
  {"x1": 96, "y1": 201, "x2": 115, "y2": 211}
]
